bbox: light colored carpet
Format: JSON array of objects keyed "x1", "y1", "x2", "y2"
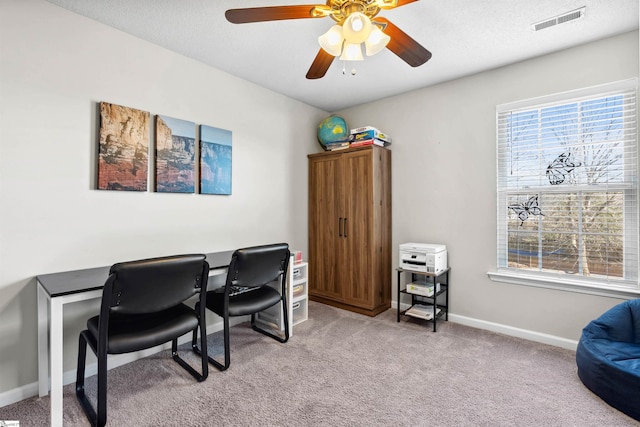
[{"x1": 1, "y1": 301, "x2": 638, "y2": 426}]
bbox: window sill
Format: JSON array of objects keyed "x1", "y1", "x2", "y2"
[{"x1": 487, "y1": 270, "x2": 640, "y2": 299}]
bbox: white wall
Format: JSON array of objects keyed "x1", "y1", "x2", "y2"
[
  {"x1": 338, "y1": 30, "x2": 639, "y2": 343},
  {"x1": 0, "y1": 0, "x2": 326, "y2": 395}
]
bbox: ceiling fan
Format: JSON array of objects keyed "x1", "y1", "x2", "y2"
[{"x1": 225, "y1": 0, "x2": 432, "y2": 79}]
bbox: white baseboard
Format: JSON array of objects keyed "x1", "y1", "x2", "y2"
[
  {"x1": 393, "y1": 301, "x2": 578, "y2": 351},
  {"x1": 0, "y1": 316, "x2": 245, "y2": 409},
  {"x1": 447, "y1": 313, "x2": 578, "y2": 351},
  {"x1": 0, "y1": 382, "x2": 39, "y2": 410}
]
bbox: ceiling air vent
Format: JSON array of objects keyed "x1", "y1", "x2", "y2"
[{"x1": 531, "y1": 6, "x2": 586, "y2": 31}]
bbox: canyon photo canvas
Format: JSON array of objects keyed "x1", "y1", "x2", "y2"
[
  {"x1": 155, "y1": 115, "x2": 195, "y2": 193},
  {"x1": 200, "y1": 125, "x2": 232, "y2": 195},
  {"x1": 97, "y1": 102, "x2": 149, "y2": 191}
]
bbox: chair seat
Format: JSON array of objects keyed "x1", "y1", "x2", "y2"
[
  {"x1": 206, "y1": 286, "x2": 282, "y2": 317},
  {"x1": 87, "y1": 304, "x2": 198, "y2": 354}
]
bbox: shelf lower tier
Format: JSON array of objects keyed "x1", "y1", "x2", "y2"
[{"x1": 400, "y1": 304, "x2": 447, "y2": 322}]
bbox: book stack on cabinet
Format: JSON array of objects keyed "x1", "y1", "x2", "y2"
[{"x1": 348, "y1": 126, "x2": 392, "y2": 148}]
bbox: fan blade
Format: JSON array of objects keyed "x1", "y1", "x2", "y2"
[
  {"x1": 377, "y1": 0, "x2": 419, "y2": 10},
  {"x1": 226, "y1": 5, "x2": 327, "y2": 23},
  {"x1": 375, "y1": 17, "x2": 431, "y2": 67},
  {"x1": 306, "y1": 49, "x2": 335, "y2": 79},
  {"x1": 396, "y1": 0, "x2": 420, "y2": 5}
]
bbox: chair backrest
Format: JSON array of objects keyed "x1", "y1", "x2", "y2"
[
  {"x1": 106, "y1": 254, "x2": 209, "y2": 315},
  {"x1": 227, "y1": 243, "x2": 290, "y2": 288}
]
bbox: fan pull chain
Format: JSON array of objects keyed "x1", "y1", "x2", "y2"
[{"x1": 341, "y1": 61, "x2": 357, "y2": 76}]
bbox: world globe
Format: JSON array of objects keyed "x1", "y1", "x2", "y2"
[{"x1": 317, "y1": 115, "x2": 349, "y2": 147}]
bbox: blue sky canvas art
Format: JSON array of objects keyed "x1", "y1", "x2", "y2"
[{"x1": 200, "y1": 125, "x2": 232, "y2": 195}]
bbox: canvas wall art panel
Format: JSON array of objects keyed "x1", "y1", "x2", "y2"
[
  {"x1": 97, "y1": 102, "x2": 149, "y2": 191},
  {"x1": 155, "y1": 115, "x2": 196, "y2": 193},
  {"x1": 200, "y1": 125, "x2": 232, "y2": 195}
]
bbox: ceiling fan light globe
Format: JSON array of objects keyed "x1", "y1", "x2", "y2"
[
  {"x1": 365, "y1": 26, "x2": 390, "y2": 56},
  {"x1": 340, "y1": 42, "x2": 364, "y2": 61},
  {"x1": 318, "y1": 25, "x2": 344, "y2": 56},
  {"x1": 351, "y1": 17, "x2": 364, "y2": 32},
  {"x1": 343, "y1": 12, "x2": 372, "y2": 44}
]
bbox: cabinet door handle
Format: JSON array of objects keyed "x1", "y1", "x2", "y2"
[
  {"x1": 339, "y1": 217, "x2": 343, "y2": 237},
  {"x1": 344, "y1": 218, "x2": 348, "y2": 238}
]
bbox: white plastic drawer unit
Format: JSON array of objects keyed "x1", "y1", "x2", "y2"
[
  {"x1": 292, "y1": 283, "x2": 305, "y2": 299},
  {"x1": 292, "y1": 301, "x2": 308, "y2": 325}
]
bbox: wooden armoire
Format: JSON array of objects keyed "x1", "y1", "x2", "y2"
[{"x1": 308, "y1": 145, "x2": 391, "y2": 316}]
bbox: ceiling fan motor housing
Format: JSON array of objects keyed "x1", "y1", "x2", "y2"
[{"x1": 327, "y1": 0, "x2": 381, "y2": 24}]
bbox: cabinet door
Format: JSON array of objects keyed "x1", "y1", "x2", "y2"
[
  {"x1": 340, "y1": 149, "x2": 374, "y2": 308},
  {"x1": 308, "y1": 155, "x2": 343, "y2": 301}
]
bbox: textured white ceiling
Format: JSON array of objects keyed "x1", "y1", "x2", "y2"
[{"x1": 47, "y1": 0, "x2": 639, "y2": 112}]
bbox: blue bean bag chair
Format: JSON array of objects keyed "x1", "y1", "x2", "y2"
[{"x1": 576, "y1": 299, "x2": 640, "y2": 421}]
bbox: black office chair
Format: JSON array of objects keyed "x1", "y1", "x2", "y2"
[
  {"x1": 193, "y1": 243, "x2": 290, "y2": 371},
  {"x1": 76, "y1": 254, "x2": 210, "y2": 427}
]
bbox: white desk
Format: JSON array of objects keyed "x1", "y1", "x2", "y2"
[{"x1": 36, "y1": 251, "x2": 234, "y2": 427}]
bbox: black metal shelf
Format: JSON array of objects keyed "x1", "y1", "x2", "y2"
[{"x1": 396, "y1": 268, "x2": 450, "y2": 332}]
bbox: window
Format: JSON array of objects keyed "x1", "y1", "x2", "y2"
[{"x1": 494, "y1": 80, "x2": 639, "y2": 295}]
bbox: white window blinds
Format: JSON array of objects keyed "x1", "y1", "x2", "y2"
[{"x1": 496, "y1": 79, "x2": 638, "y2": 290}]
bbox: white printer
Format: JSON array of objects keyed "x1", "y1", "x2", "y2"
[{"x1": 399, "y1": 243, "x2": 448, "y2": 274}]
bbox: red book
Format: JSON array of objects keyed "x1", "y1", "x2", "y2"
[{"x1": 350, "y1": 138, "x2": 386, "y2": 147}]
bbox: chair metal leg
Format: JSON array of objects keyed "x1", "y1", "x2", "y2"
[
  {"x1": 196, "y1": 296, "x2": 290, "y2": 372},
  {"x1": 251, "y1": 299, "x2": 290, "y2": 343},
  {"x1": 192, "y1": 321, "x2": 209, "y2": 379},
  {"x1": 222, "y1": 314, "x2": 230, "y2": 369},
  {"x1": 97, "y1": 346, "x2": 108, "y2": 427},
  {"x1": 191, "y1": 327, "x2": 198, "y2": 352},
  {"x1": 192, "y1": 315, "x2": 230, "y2": 371},
  {"x1": 172, "y1": 324, "x2": 208, "y2": 382},
  {"x1": 76, "y1": 333, "x2": 87, "y2": 398},
  {"x1": 76, "y1": 331, "x2": 97, "y2": 427},
  {"x1": 281, "y1": 294, "x2": 290, "y2": 341},
  {"x1": 75, "y1": 330, "x2": 105, "y2": 427}
]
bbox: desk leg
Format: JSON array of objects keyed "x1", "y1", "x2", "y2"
[
  {"x1": 37, "y1": 282, "x2": 50, "y2": 397},
  {"x1": 50, "y1": 297, "x2": 64, "y2": 427}
]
